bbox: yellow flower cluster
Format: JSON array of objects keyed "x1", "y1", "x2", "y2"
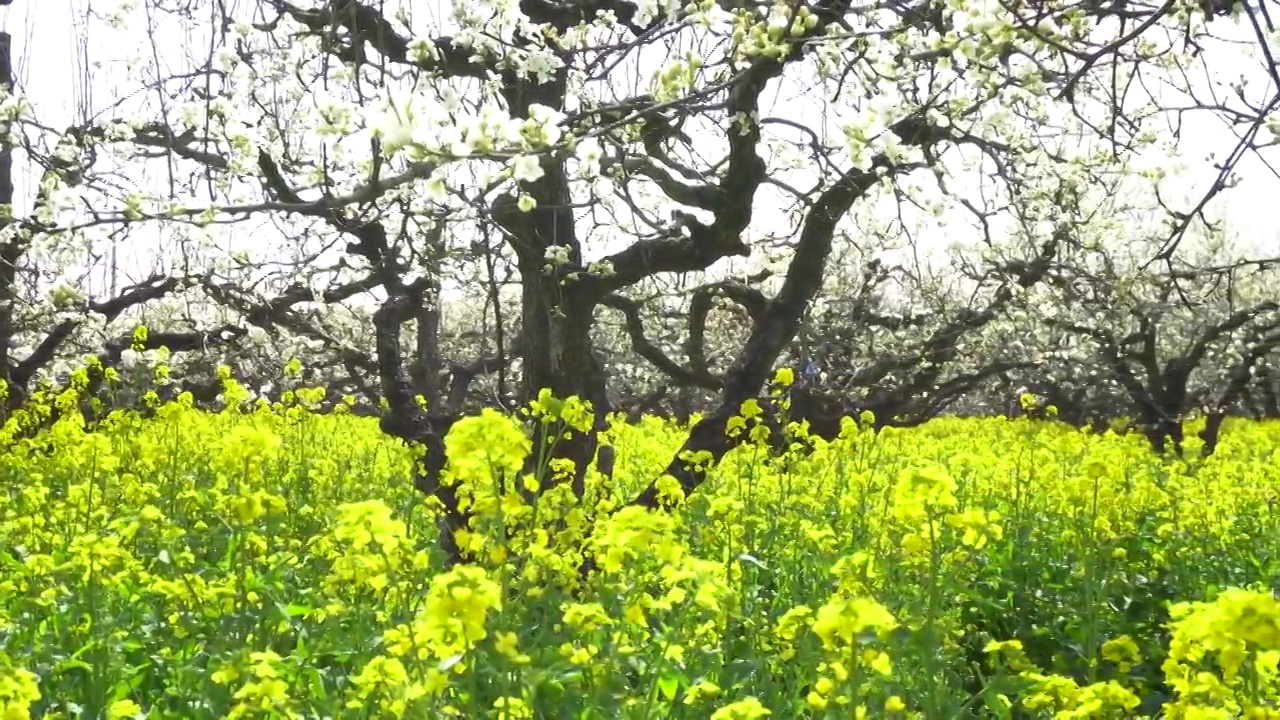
[
  {"x1": 1161, "y1": 588, "x2": 1280, "y2": 716},
  {"x1": 3, "y1": 373, "x2": 1280, "y2": 717}
]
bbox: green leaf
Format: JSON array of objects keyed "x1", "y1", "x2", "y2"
[
  {"x1": 303, "y1": 668, "x2": 328, "y2": 701},
  {"x1": 657, "y1": 673, "x2": 681, "y2": 701}
]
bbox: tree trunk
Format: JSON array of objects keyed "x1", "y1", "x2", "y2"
[
  {"x1": 517, "y1": 265, "x2": 608, "y2": 498},
  {"x1": 372, "y1": 295, "x2": 467, "y2": 564},
  {"x1": 409, "y1": 288, "x2": 444, "y2": 409},
  {"x1": 0, "y1": 30, "x2": 16, "y2": 417},
  {"x1": 491, "y1": 72, "x2": 611, "y2": 498}
]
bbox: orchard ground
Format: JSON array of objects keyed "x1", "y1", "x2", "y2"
[{"x1": 2, "y1": 376, "x2": 1280, "y2": 718}]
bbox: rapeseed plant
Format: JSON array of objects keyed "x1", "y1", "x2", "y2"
[
  {"x1": 0, "y1": 655, "x2": 41, "y2": 719},
  {"x1": 4, "y1": 371, "x2": 1280, "y2": 716}
]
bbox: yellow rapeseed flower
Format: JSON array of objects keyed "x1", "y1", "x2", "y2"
[
  {"x1": 106, "y1": 698, "x2": 144, "y2": 720},
  {"x1": 492, "y1": 696, "x2": 532, "y2": 719},
  {"x1": 710, "y1": 696, "x2": 772, "y2": 719},
  {"x1": 418, "y1": 564, "x2": 503, "y2": 657},
  {"x1": 811, "y1": 595, "x2": 897, "y2": 651},
  {"x1": 0, "y1": 664, "x2": 41, "y2": 720}
]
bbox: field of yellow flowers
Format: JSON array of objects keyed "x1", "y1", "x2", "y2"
[{"x1": 2, "y1": 372, "x2": 1280, "y2": 718}]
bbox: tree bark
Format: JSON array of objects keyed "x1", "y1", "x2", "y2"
[{"x1": 0, "y1": 30, "x2": 16, "y2": 416}]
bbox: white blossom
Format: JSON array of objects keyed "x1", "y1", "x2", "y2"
[{"x1": 512, "y1": 155, "x2": 545, "y2": 182}]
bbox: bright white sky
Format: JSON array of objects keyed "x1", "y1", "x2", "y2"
[{"x1": 2, "y1": 0, "x2": 1278, "y2": 305}]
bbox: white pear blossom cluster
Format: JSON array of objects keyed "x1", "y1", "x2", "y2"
[
  {"x1": 651, "y1": 54, "x2": 705, "y2": 103},
  {"x1": 119, "y1": 347, "x2": 168, "y2": 372},
  {"x1": 448, "y1": 0, "x2": 566, "y2": 81},
  {"x1": 1, "y1": 0, "x2": 1273, "y2": 433},
  {"x1": 543, "y1": 244, "x2": 573, "y2": 273},
  {"x1": 368, "y1": 97, "x2": 566, "y2": 162},
  {"x1": 728, "y1": 1, "x2": 822, "y2": 62},
  {"x1": 571, "y1": 138, "x2": 603, "y2": 179}
]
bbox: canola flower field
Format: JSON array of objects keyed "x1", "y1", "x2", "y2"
[{"x1": 2, "y1": 370, "x2": 1280, "y2": 718}]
